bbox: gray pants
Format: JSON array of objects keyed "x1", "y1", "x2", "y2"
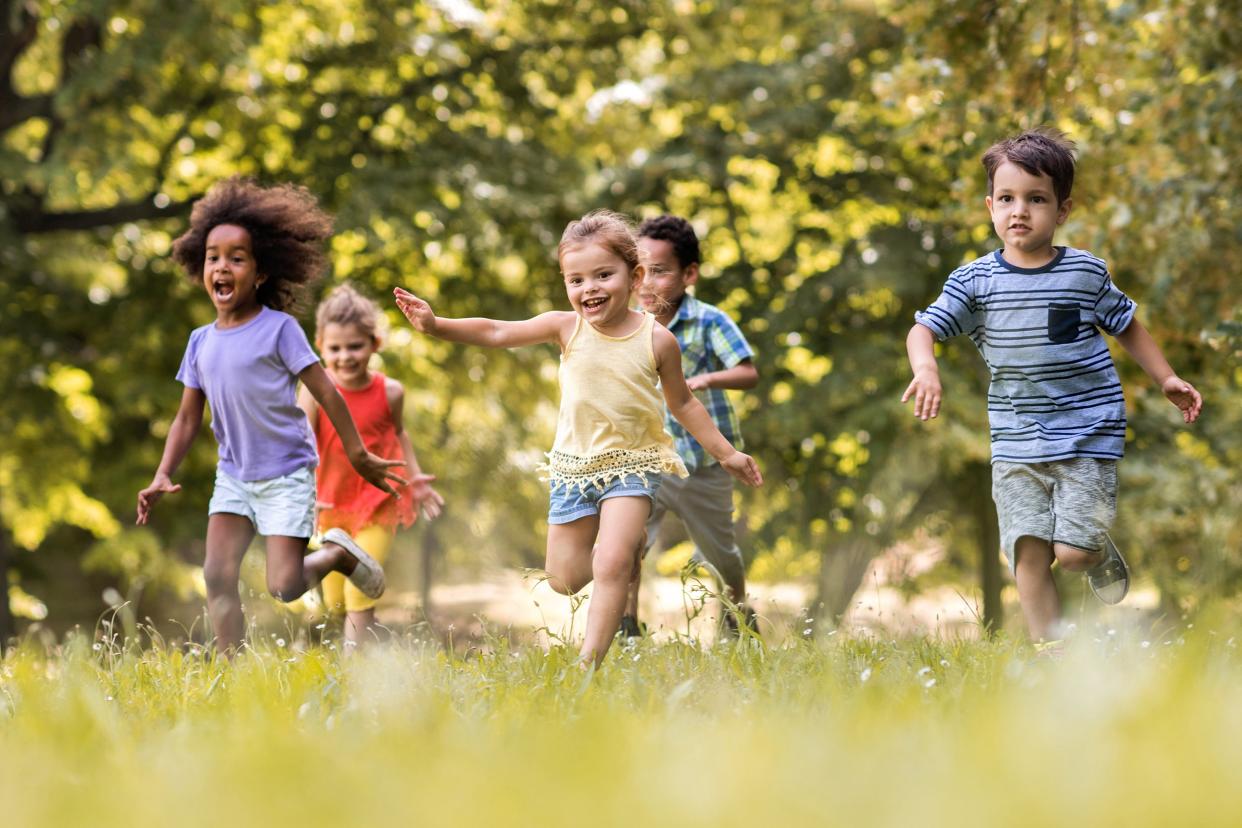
[{"x1": 645, "y1": 462, "x2": 745, "y2": 588}]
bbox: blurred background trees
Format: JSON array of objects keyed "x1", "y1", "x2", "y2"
[{"x1": 2, "y1": 0, "x2": 1237, "y2": 642}]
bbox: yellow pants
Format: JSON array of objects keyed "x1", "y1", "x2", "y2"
[{"x1": 320, "y1": 524, "x2": 394, "y2": 613}]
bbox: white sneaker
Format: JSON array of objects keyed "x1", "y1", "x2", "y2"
[{"x1": 323, "y1": 527, "x2": 385, "y2": 599}]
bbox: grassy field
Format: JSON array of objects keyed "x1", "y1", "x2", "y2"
[{"x1": 3, "y1": 616, "x2": 1242, "y2": 827}]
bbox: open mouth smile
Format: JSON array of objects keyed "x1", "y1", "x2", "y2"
[
  {"x1": 212, "y1": 279, "x2": 236, "y2": 302},
  {"x1": 582, "y1": 296, "x2": 608, "y2": 311}
]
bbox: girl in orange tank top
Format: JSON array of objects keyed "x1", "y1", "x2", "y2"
[{"x1": 299, "y1": 284, "x2": 444, "y2": 647}]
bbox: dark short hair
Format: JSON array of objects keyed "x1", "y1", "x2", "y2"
[
  {"x1": 636, "y1": 214, "x2": 701, "y2": 268},
  {"x1": 172, "y1": 177, "x2": 334, "y2": 314},
  {"x1": 982, "y1": 128, "x2": 1076, "y2": 204}
]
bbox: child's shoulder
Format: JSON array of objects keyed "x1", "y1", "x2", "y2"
[{"x1": 1057, "y1": 246, "x2": 1109, "y2": 273}]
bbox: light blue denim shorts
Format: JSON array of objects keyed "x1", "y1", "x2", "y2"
[
  {"x1": 208, "y1": 465, "x2": 317, "y2": 538},
  {"x1": 548, "y1": 474, "x2": 661, "y2": 525}
]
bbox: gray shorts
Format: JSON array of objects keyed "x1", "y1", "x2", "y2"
[
  {"x1": 992, "y1": 458, "x2": 1118, "y2": 573},
  {"x1": 645, "y1": 462, "x2": 745, "y2": 587}
]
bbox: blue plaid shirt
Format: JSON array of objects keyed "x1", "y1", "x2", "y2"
[{"x1": 664, "y1": 294, "x2": 754, "y2": 472}]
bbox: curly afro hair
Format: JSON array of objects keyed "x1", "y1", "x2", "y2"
[
  {"x1": 636, "y1": 214, "x2": 701, "y2": 268},
  {"x1": 172, "y1": 177, "x2": 334, "y2": 314}
]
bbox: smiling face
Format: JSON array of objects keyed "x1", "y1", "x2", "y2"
[
  {"x1": 986, "y1": 161, "x2": 1072, "y2": 268},
  {"x1": 203, "y1": 224, "x2": 265, "y2": 323},
  {"x1": 637, "y1": 237, "x2": 697, "y2": 323},
  {"x1": 561, "y1": 241, "x2": 642, "y2": 329},
  {"x1": 319, "y1": 322, "x2": 378, "y2": 389}
]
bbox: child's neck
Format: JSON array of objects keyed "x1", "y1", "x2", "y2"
[
  {"x1": 332, "y1": 370, "x2": 374, "y2": 391},
  {"x1": 655, "y1": 294, "x2": 686, "y2": 327},
  {"x1": 588, "y1": 307, "x2": 644, "y2": 337},
  {"x1": 215, "y1": 300, "x2": 263, "y2": 329},
  {"x1": 1000, "y1": 243, "x2": 1059, "y2": 270}
]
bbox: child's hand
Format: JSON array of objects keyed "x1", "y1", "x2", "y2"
[
  {"x1": 721, "y1": 451, "x2": 763, "y2": 487},
  {"x1": 350, "y1": 451, "x2": 409, "y2": 496},
  {"x1": 1162, "y1": 375, "x2": 1203, "y2": 423},
  {"x1": 901, "y1": 367, "x2": 942, "y2": 421},
  {"x1": 408, "y1": 473, "x2": 445, "y2": 520},
  {"x1": 393, "y1": 288, "x2": 437, "y2": 334},
  {"x1": 686, "y1": 374, "x2": 712, "y2": 392},
  {"x1": 136, "y1": 474, "x2": 181, "y2": 525}
]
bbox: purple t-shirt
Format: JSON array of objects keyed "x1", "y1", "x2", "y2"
[{"x1": 176, "y1": 305, "x2": 320, "y2": 481}]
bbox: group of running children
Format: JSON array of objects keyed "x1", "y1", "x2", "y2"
[{"x1": 136, "y1": 128, "x2": 1203, "y2": 666}]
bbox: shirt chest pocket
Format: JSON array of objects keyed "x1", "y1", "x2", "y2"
[{"x1": 1047, "y1": 303, "x2": 1081, "y2": 344}]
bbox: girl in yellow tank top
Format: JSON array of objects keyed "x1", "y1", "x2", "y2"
[{"x1": 394, "y1": 210, "x2": 762, "y2": 667}]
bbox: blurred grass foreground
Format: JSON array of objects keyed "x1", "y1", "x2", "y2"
[{"x1": 4, "y1": 622, "x2": 1242, "y2": 827}]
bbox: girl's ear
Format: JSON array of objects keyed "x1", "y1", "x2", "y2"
[{"x1": 631, "y1": 263, "x2": 646, "y2": 290}]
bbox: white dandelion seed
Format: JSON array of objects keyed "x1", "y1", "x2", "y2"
[{"x1": 860, "y1": 668, "x2": 872, "y2": 682}]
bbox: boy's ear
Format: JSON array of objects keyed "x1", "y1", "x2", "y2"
[
  {"x1": 1056, "y1": 196, "x2": 1073, "y2": 224},
  {"x1": 684, "y1": 262, "x2": 700, "y2": 287}
]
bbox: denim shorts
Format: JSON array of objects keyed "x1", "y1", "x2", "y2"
[
  {"x1": 547, "y1": 474, "x2": 661, "y2": 525},
  {"x1": 208, "y1": 465, "x2": 317, "y2": 537}
]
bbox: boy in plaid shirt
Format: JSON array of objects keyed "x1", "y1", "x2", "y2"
[{"x1": 622, "y1": 215, "x2": 760, "y2": 637}]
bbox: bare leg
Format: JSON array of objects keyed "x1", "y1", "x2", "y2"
[
  {"x1": 580, "y1": 496, "x2": 650, "y2": 666},
  {"x1": 623, "y1": 564, "x2": 643, "y2": 617},
  {"x1": 544, "y1": 516, "x2": 599, "y2": 596},
  {"x1": 265, "y1": 536, "x2": 356, "y2": 602},
  {"x1": 1014, "y1": 535, "x2": 1060, "y2": 641},
  {"x1": 203, "y1": 513, "x2": 256, "y2": 655},
  {"x1": 343, "y1": 609, "x2": 378, "y2": 647},
  {"x1": 1053, "y1": 543, "x2": 1103, "y2": 572}
]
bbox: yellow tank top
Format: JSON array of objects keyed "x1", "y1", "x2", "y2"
[{"x1": 543, "y1": 312, "x2": 688, "y2": 490}]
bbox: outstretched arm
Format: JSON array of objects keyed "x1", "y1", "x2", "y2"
[
  {"x1": 300, "y1": 363, "x2": 408, "y2": 495},
  {"x1": 655, "y1": 327, "x2": 762, "y2": 487},
  {"x1": 386, "y1": 378, "x2": 444, "y2": 520},
  {"x1": 393, "y1": 288, "x2": 572, "y2": 349},
  {"x1": 1114, "y1": 318, "x2": 1203, "y2": 423},
  {"x1": 136, "y1": 387, "x2": 206, "y2": 524},
  {"x1": 901, "y1": 323, "x2": 942, "y2": 421}
]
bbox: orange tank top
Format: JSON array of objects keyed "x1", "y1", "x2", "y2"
[{"x1": 315, "y1": 372, "x2": 415, "y2": 534}]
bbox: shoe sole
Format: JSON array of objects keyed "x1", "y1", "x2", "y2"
[{"x1": 1088, "y1": 534, "x2": 1129, "y2": 605}]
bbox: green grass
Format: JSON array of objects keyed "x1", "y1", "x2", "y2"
[{"x1": 3, "y1": 619, "x2": 1242, "y2": 827}]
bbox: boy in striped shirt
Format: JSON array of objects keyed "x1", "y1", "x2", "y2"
[{"x1": 903, "y1": 129, "x2": 1202, "y2": 643}]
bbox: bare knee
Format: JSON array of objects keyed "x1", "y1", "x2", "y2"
[
  {"x1": 1055, "y1": 543, "x2": 1102, "y2": 572},
  {"x1": 203, "y1": 561, "x2": 239, "y2": 600},
  {"x1": 593, "y1": 545, "x2": 637, "y2": 585},
  {"x1": 545, "y1": 568, "x2": 587, "y2": 596},
  {"x1": 266, "y1": 575, "x2": 306, "y2": 603}
]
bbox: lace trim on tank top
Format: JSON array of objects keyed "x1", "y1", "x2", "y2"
[{"x1": 540, "y1": 446, "x2": 687, "y2": 491}]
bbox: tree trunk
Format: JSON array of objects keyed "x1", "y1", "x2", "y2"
[
  {"x1": 419, "y1": 525, "x2": 438, "y2": 623},
  {"x1": 975, "y1": 462, "x2": 1003, "y2": 634},
  {"x1": 814, "y1": 538, "x2": 876, "y2": 630},
  {"x1": 0, "y1": 524, "x2": 14, "y2": 652}
]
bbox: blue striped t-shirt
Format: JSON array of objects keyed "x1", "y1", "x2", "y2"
[{"x1": 914, "y1": 247, "x2": 1136, "y2": 464}]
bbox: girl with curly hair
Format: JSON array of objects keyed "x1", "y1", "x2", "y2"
[
  {"x1": 136, "y1": 177, "x2": 407, "y2": 655},
  {"x1": 394, "y1": 210, "x2": 763, "y2": 667}
]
